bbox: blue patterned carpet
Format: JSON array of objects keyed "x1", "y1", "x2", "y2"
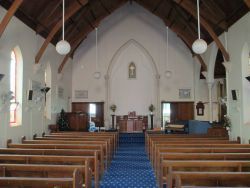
[{"x1": 100, "y1": 133, "x2": 158, "y2": 188}]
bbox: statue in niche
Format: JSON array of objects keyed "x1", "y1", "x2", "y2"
[{"x1": 128, "y1": 62, "x2": 136, "y2": 79}]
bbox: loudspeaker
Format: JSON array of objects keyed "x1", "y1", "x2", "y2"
[
  {"x1": 27, "y1": 90, "x2": 33, "y2": 100},
  {"x1": 231, "y1": 90, "x2": 237, "y2": 100}
]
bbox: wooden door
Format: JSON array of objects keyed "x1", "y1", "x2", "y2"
[{"x1": 169, "y1": 102, "x2": 194, "y2": 123}]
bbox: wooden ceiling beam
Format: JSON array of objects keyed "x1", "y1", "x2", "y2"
[
  {"x1": 244, "y1": 0, "x2": 250, "y2": 9},
  {"x1": 0, "y1": 0, "x2": 23, "y2": 38},
  {"x1": 98, "y1": 0, "x2": 111, "y2": 14},
  {"x1": 152, "y1": 0, "x2": 164, "y2": 13},
  {"x1": 201, "y1": 0, "x2": 227, "y2": 30},
  {"x1": 36, "y1": 0, "x2": 62, "y2": 33},
  {"x1": 58, "y1": 0, "x2": 127, "y2": 73},
  {"x1": 35, "y1": 0, "x2": 88, "y2": 64},
  {"x1": 173, "y1": 5, "x2": 196, "y2": 39},
  {"x1": 174, "y1": 0, "x2": 230, "y2": 62}
]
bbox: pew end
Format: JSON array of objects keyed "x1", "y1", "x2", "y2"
[
  {"x1": 33, "y1": 134, "x2": 37, "y2": 140},
  {"x1": 21, "y1": 136, "x2": 26, "y2": 143},
  {"x1": 73, "y1": 168, "x2": 83, "y2": 188},
  {"x1": 237, "y1": 136, "x2": 241, "y2": 143},
  {"x1": 6, "y1": 139, "x2": 12, "y2": 147}
]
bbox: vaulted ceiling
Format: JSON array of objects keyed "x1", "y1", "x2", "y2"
[{"x1": 0, "y1": 0, "x2": 249, "y2": 76}]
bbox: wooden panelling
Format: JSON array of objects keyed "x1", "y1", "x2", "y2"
[
  {"x1": 169, "y1": 102, "x2": 194, "y2": 122},
  {"x1": 72, "y1": 102, "x2": 104, "y2": 127}
]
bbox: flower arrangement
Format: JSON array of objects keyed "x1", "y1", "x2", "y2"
[
  {"x1": 223, "y1": 114, "x2": 231, "y2": 131},
  {"x1": 110, "y1": 104, "x2": 117, "y2": 112},
  {"x1": 148, "y1": 104, "x2": 155, "y2": 112}
]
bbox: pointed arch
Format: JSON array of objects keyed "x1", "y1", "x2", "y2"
[
  {"x1": 106, "y1": 39, "x2": 159, "y2": 77},
  {"x1": 105, "y1": 39, "x2": 160, "y2": 128},
  {"x1": 10, "y1": 45, "x2": 23, "y2": 126}
]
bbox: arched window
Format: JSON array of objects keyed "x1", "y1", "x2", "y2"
[
  {"x1": 45, "y1": 63, "x2": 51, "y2": 120},
  {"x1": 10, "y1": 47, "x2": 23, "y2": 126}
]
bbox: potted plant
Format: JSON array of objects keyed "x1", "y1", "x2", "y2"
[
  {"x1": 110, "y1": 104, "x2": 117, "y2": 113},
  {"x1": 149, "y1": 104, "x2": 155, "y2": 114},
  {"x1": 223, "y1": 114, "x2": 231, "y2": 131}
]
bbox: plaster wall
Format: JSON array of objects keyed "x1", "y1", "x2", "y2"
[
  {"x1": 0, "y1": 6, "x2": 72, "y2": 146},
  {"x1": 72, "y1": 3, "x2": 197, "y2": 127}
]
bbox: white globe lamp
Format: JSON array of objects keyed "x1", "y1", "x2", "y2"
[
  {"x1": 165, "y1": 70, "x2": 172, "y2": 78},
  {"x1": 192, "y1": 0, "x2": 207, "y2": 55},
  {"x1": 192, "y1": 39, "x2": 207, "y2": 54},
  {"x1": 56, "y1": 40, "x2": 71, "y2": 55},
  {"x1": 93, "y1": 71, "x2": 101, "y2": 79}
]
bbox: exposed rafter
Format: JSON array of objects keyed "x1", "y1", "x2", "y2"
[
  {"x1": 152, "y1": 0, "x2": 164, "y2": 13},
  {"x1": 244, "y1": 0, "x2": 250, "y2": 9},
  {"x1": 0, "y1": 0, "x2": 23, "y2": 38},
  {"x1": 201, "y1": 0, "x2": 227, "y2": 30},
  {"x1": 99, "y1": 0, "x2": 111, "y2": 14},
  {"x1": 35, "y1": 0, "x2": 88, "y2": 64},
  {"x1": 58, "y1": 0, "x2": 128, "y2": 73},
  {"x1": 36, "y1": 0, "x2": 62, "y2": 33},
  {"x1": 174, "y1": 0, "x2": 230, "y2": 62}
]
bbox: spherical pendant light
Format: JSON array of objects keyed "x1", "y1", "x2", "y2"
[
  {"x1": 192, "y1": 39, "x2": 207, "y2": 54},
  {"x1": 93, "y1": 71, "x2": 101, "y2": 79},
  {"x1": 192, "y1": 0, "x2": 207, "y2": 55},
  {"x1": 56, "y1": 0, "x2": 71, "y2": 55},
  {"x1": 56, "y1": 40, "x2": 71, "y2": 55},
  {"x1": 165, "y1": 70, "x2": 172, "y2": 78}
]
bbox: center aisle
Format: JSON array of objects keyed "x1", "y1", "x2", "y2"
[{"x1": 100, "y1": 133, "x2": 158, "y2": 188}]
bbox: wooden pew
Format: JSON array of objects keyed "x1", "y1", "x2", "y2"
[
  {"x1": 162, "y1": 160, "x2": 250, "y2": 188},
  {"x1": 156, "y1": 152, "x2": 250, "y2": 186},
  {"x1": 40, "y1": 133, "x2": 117, "y2": 154},
  {"x1": 0, "y1": 173, "x2": 82, "y2": 188},
  {"x1": 173, "y1": 172, "x2": 250, "y2": 188},
  {"x1": 150, "y1": 139, "x2": 238, "y2": 162},
  {"x1": 7, "y1": 139, "x2": 106, "y2": 171},
  {"x1": 145, "y1": 133, "x2": 230, "y2": 153},
  {"x1": 147, "y1": 136, "x2": 231, "y2": 156},
  {"x1": 0, "y1": 147, "x2": 102, "y2": 179},
  {"x1": 5, "y1": 144, "x2": 100, "y2": 188},
  {"x1": 36, "y1": 135, "x2": 115, "y2": 157},
  {"x1": 151, "y1": 143, "x2": 250, "y2": 167},
  {"x1": 0, "y1": 164, "x2": 90, "y2": 188},
  {"x1": 0, "y1": 154, "x2": 98, "y2": 188},
  {"x1": 48, "y1": 132, "x2": 119, "y2": 151},
  {"x1": 154, "y1": 147, "x2": 250, "y2": 172},
  {"x1": 21, "y1": 137, "x2": 111, "y2": 166}
]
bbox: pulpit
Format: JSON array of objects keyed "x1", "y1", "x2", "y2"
[
  {"x1": 66, "y1": 112, "x2": 88, "y2": 131},
  {"x1": 117, "y1": 114, "x2": 148, "y2": 133}
]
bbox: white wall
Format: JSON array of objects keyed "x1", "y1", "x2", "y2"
[
  {"x1": 72, "y1": 3, "x2": 196, "y2": 127},
  {"x1": 226, "y1": 12, "x2": 250, "y2": 143},
  {"x1": 0, "y1": 6, "x2": 72, "y2": 146},
  {"x1": 198, "y1": 12, "x2": 250, "y2": 142}
]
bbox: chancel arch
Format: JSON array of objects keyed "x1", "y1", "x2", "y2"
[{"x1": 105, "y1": 39, "x2": 160, "y2": 127}]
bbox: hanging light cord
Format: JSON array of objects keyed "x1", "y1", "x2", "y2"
[
  {"x1": 62, "y1": 0, "x2": 65, "y2": 40},
  {"x1": 95, "y1": 27, "x2": 98, "y2": 70},
  {"x1": 166, "y1": 26, "x2": 169, "y2": 70},
  {"x1": 197, "y1": 0, "x2": 201, "y2": 39}
]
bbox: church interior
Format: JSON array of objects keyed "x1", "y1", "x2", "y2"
[{"x1": 0, "y1": 0, "x2": 250, "y2": 187}]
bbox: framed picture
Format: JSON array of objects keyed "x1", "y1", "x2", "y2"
[
  {"x1": 57, "y1": 86, "x2": 64, "y2": 98},
  {"x1": 75, "y1": 90, "x2": 88, "y2": 99},
  {"x1": 128, "y1": 62, "x2": 136, "y2": 79},
  {"x1": 179, "y1": 89, "x2": 191, "y2": 99}
]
